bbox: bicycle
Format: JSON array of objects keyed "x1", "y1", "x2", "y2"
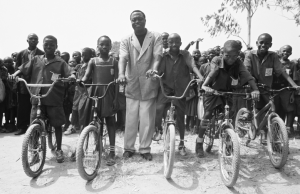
[
  {"x1": 17, "y1": 77, "x2": 70, "y2": 178},
  {"x1": 202, "y1": 90, "x2": 249, "y2": 187},
  {"x1": 76, "y1": 81, "x2": 115, "y2": 181},
  {"x1": 235, "y1": 84, "x2": 295, "y2": 169},
  {"x1": 154, "y1": 74, "x2": 197, "y2": 179}
]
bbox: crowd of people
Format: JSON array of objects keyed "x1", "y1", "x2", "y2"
[{"x1": 1, "y1": 10, "x2": 300, "y2": 166}]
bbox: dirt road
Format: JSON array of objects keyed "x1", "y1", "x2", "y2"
[{"x1": 0, "y1": 132, "x2": 300, "y2": 194}]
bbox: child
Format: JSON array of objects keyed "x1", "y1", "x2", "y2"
[
  {"x1": 244, "y1": 33, "x2": 300, "y2": 141},
  {"x1": 65, "y1": 48, "x2": 93, "y2": 135},
  {"x1": 72, "y1": 51, "x2": 82, "y2": 64},
  {"x1": 3, "y1": 57, "x2": 17, "y2": 132},
  {"x1": 61, "y1": 52, "x2": 70, "y2": 63},
  {"x1": 55, "y1": 49, "x2": 61, "y2": 57},
  {"x1": 273, "y1": 45, "x2": 296, "y2": 136},
  {"x1": 153, "y1": 33, "x2": 202, "y2": 156},
  {"x1": 161, "y1": 32, "x2": 169, "y2": 53},
  {"x1": 198, "y1": 40, "x2": 260, "y2": 158},
  {"x1": 68, "y1": 58, "x2": 77, "y2": 68},
  {"x1": 81, "y1": 36, "x2": 119, "y2": 166},
  {"x1": 9, "y1": 35, "x2": 72, "y2": 163}
]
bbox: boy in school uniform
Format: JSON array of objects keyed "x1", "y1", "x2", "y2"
[
  {"x1": 153, "y1": 33, "x2": 202, "y2": 156},
  {"x1": 244, "y1": 34, "x2": 300, "y2": 140},
  {"x1": 273, "y1": 45, "x2": 297, "y2": 135},
  {"x1": 198, "y1": 40, "x2": 260, "y2": 157},
  {"x1": 9, "y1": 35, "x2": 73, "y2": 163}
]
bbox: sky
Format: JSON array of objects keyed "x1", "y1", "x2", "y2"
[{"x1": 0, "y1": 0, "x2": 299, "y2": 59}]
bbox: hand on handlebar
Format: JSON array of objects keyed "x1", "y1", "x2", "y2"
[
  {"x1": 117, "y1": 74, "x2": 127, "y2": 85},
  {"x1": 8, "y1": 74, "x2": 18, "y2": 82},
  {"x1": 295, "y1": 86, "x2": 300, "y2": 91},
  {"x1": 251, "y1": 90, "x2": 260, "y2": 101},
  {"x1": 68, "y1": 74, "x2": 76, "y2": 81},
  {"x1": 145, "y1": 69, "x2": 158, "y2": 80},
  {"x1": 202, "y1": 85, "x2": 214, "y2": 95}
]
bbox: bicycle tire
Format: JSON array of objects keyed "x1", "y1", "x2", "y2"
[
  {"x1": 21, "y1": 124, "x2": 46, "y2": 178},
  {"x1": 47, "y1": 126, "x2": 57, "y2": 151},
  {"x1": 267, "y1": 116, "x2": 289, "y2": 169},
  {"x1": 76, "y1": 125, "x2": 102, "y2": 181},
  {"x1": 218, "y1": 128, "x2": 240, "y2": 187},
  {"x1": 204, "y1": 116, "x2": 215, "y2": 152},
  {"x1": 235, "y1": 108, "x2": 255, "y2": 146},
  {"x1": 163, "y1": 124, "x2": 175, "y2": 179}
]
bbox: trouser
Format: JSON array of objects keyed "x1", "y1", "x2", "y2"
[
  {"x1": 124, "y1": 98, "x2": 156, "y2": 154},
  {"x1": 17, "y1": 93, "x2": 32, "y2": 130},
  {"x1": 116, "y1": 109, "x2": 126, "y2": 130},
  {"x1": 155, "y1": 102, "x2": 185, "y2": 140}
]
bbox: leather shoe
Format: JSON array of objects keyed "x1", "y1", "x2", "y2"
[
  {"x1": 15, "y1": 129, "x2": 26, "y2": 135},
  {"x1": 140, "y1": 153, "x2": 152, "y2": 161},
  {"x1": 123, "y1": 151, "x2": 134, "y2": 159}
]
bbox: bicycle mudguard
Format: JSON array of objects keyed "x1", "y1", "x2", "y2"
[{"x1": 220, "y1": 122, "x2": 234, "y2": 132}]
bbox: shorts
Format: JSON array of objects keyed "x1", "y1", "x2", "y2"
[{"x1": 30, "y1": 105, "x2": 66, "y2": 127}]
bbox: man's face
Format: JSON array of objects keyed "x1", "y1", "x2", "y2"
[
  {"x1": 223, "y1": 49, "x2": 239, "y2": 65},
  {"x1": 27, "y1": 35, "x2": 38, "y2": 48},
  {"x1": 72, "y1": 52, "x2": 81, "y2": 63},
  {"x1": 280, "y1": 46, "x2": 292, "y2": 60},
  {"x1": 168, "y1": 37, "x2": 181, "y2": 52},
  {"x1": 130, "y1": 12, "x2": 146, "y2": 32},
  {"x1": 97, "y1": 38, "x2": 112, "y2": 55},
  {"x1": 43, "y1": 38, "x2": 57, "y2": 55},
  {"x1": 256, "y1": 35, "x2": 272, "y2": 54}
]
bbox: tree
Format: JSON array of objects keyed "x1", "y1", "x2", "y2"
[
  {"x1": 274, "y1": 0, "x2": 300, "y2": 25},
  {"x1": 201, "y1": 0, "x2": 268, "y2": 48}
]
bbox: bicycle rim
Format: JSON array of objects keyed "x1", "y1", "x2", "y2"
[
  {"x1": 77, "y1": 125, "x2": 101, "y2": 180},
  {"x1": 267, "y1": 117, "x2": 289, "y2": 169},
  {"x1": 47, "y1": 126, "x2": 57, "y2": 150},
  {"x1": 21, "y1": 124, "x2": 46, "y2": 177},
  {"x1": 235, "y1": 108, "x2": 254, "y2": 146},
  {"x1": 163, "y1": 124, "x2": 175, "y2": 179},
  {"x1": 218, "y1": 128, "x2": 240, "y2": 187}
]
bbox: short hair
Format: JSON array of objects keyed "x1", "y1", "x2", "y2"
[
  {"x1": 130, "y1": 10, "x2": 146, "y2": 20},
  {"x1": 82, "y1": 47, "x2": 93, "y2": 54},
  {"x1": 223, "y1": 40, "x2": 242, "y2": 52},
  {"x1": 97, "y1": 35, "x2": 112, "y2": 45},
  {"x1": 258, "y1": 33, "x2": 272, "y2": 42},
  {"x1": 43, "y1": 35, "x2": 57, "y2": 45}
]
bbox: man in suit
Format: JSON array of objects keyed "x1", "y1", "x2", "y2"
[
  {"x1": 118, "y1": 10, "x2": 162, "y2": 161},
  {"x1": 15, "y1": 33, "x2": 44, "y2": 135}
]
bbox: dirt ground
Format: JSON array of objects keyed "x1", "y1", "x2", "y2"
[{"x1": 0, "y1": 130, "x2": 300, "y2": 194}]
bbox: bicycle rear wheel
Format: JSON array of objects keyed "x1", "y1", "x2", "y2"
[
  {"x1": 204, "y1": 117, "x2": 215, "y2": 152},
  {"x1": 219, "y1": 128, "x2": 240, "y2": 187},
  {"x1": 235, "y1": 108, "x2": 255, "y2": 146},
  {"x1": 47, "y1": 126, "x2": 57, "y2": 151},
  {"x1": 21, "y1": 124, "x2": 46, "y2": 178},
  {"x1": 267, "y1": 116, "x2": 289, "y2": 169},
  {"x1": 76, "y1": 125, "x2": 101, "y2": 181},
  {"x1": 163, "y1": 124, "x2": 175, "y2": 179}
]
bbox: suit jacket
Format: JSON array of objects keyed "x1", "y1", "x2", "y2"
[
  {"x1": 119, "y1": 30, "x2": 162, "y2": 100},
  {"x1": 16, "y1": 47, "x2": 44, "y2": 94}
]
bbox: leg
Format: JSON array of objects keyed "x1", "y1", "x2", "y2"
[
  {"x1": 15, "y1": 93, "x2": 32, "y2": 135},
  {"x1": 123, "y1": 98, "x2": 139, "y2": 156},
  {"x1": 176, "y1": 105, "x2": 187, "y2": 156},
  {"x1": 153, "y1": 103, "x2": 167, "y2": 141},
  {"x1": 105, "y1": 116, "x2": 116, "y2": 166},
  {"x1": 139, "y1": 98, "x2": 156, "y2": 160}
]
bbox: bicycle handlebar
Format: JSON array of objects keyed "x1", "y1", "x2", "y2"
[
  {"x1": 154, "y1": 74, "x2": 197, "y2": 100},
  {"x1": 17, "y1": 77, "x2": 73, "y2": 99},
  {"x1": 78, "y1": 81, "x2": 116, "y2": 101},
  {"x1": 243, "y1": 83, "x2": 297, "y2": 93}
]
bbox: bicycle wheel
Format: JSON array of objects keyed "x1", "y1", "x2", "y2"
[
  {"x1": 235, "y1": 108, "x2": 255, "y2": 146},
  {"x1": 204, "y1": 117, "x2": 215, "y2": 152},
  {"x1": 267, "y1": 116, "x2": 289, "y2": 169},
  {"x1": 76, "y1": 125, "x2": 102, "y2": 181},
  {"x1": 163, "y1": 124, "x2": 175, "y2": 179},
  {"x1": 218, "y1": 128, "x2": 240, "y2": 187},
  {"x1": 47, "y1": 126, "x2": 57, "y2": 151},
  {"x1": 21, "y1": 124, "x2": 47, "y2": 178}
]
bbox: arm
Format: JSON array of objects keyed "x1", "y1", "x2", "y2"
[
  {"x1": 81, "y1": 60, "x2": 93, "y2": 83},
  {"x1": 186, "y1": 52, "x2": 202, "y2": 81},
  {"x1": 184, "y1": 41, "x2": 195, "y2": 51},
  {"x1": 117, "y1": 39, "x2": 129, "y2": 84}
]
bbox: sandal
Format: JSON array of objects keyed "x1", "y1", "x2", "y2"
[{"x1": 106, "y1": 146, "x2": 116, "y2": 166}]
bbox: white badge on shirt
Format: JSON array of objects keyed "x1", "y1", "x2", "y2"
[
  {"x1": 265, "y1": 68, "x2": 273, "y2": 76},
  {"x1": 231, "y1": 77, "x2": 238, "y2": 86},
  {"x1": 50, "y1": 71, "x2": 60, "y2": 82},
  {"x1": 286, "y1": 68, "x2": 291, "y2": 75}
]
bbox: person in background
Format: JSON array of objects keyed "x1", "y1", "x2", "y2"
[
  {"x1": 161, "y1": 32, "x2": 169, "y2": 53},
  {"x1": 0, "y1": 58, "x2": 8, "y2": 132},
  {"x1": 61, "y1": 52, "x2": 70, "y2": 63},
  {"x1": 72, "y1": 51, "x2": 82, "y2": 64},
  {"x1": 68, "y1": 58, "x2": 78, "y2": 69},
  {"x1": 55, "y1": 49, "x2": 61, "y2": 57},
  {"x1": 14, "y1": 33, "x2": 44, "y2": 135}
]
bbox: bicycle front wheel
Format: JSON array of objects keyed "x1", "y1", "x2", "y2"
[
  {"x1": 47, "y1": 126, "x2": 57, "y2": 151},
  {"x1": 218, "y1": 128, "x2": 240, "y2": 187},
  {"x1": 21, "y1": 124, "x2": 47, "y2": 178},
  {"x1": 163, "y1": 124, "x2": 175, "y2": 179},
  {"x1": 76, "y1": 125, "x2": 101, "y2": 181},
  {"x1": 267, "y1": 116, "x2": 289, "y2": 169}
]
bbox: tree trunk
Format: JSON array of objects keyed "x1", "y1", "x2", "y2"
[{"x1": 247, "y1": 2, "x2": 252, "y2": 49}]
